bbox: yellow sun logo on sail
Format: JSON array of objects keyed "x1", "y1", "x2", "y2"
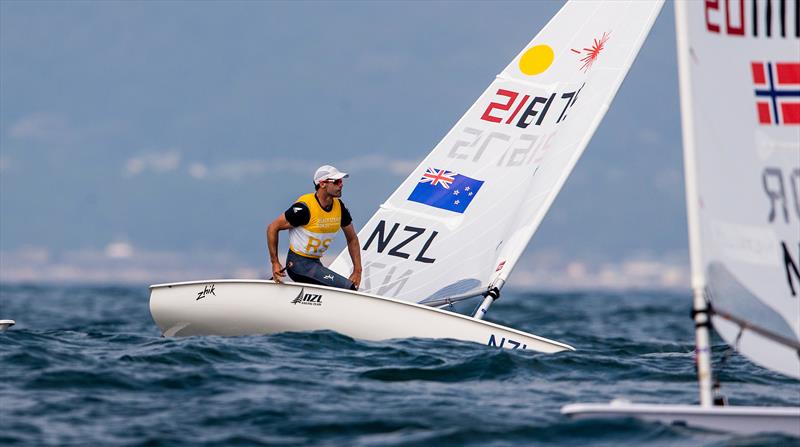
[{"x1": 518, "y1": 44, "x2": 554, "y2": 76}]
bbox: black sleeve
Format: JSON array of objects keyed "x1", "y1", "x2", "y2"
[
  {"x1": 284, "y1": 202, "x2": 310, "y2": 227},
  {"x1": 339, "y1": 200, "x2": 353, "y2": 227}
]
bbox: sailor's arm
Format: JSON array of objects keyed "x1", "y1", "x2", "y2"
[
  {"x1": 342, "y1": 223, "x2": 362, "y2": 290},
  {"x1": 267, "y1": 215, "x2": 292, "y2": 282}
]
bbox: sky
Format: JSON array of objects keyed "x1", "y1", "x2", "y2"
[{"x1": 0, "y1": 1, "x2": 687, "y2": 289}]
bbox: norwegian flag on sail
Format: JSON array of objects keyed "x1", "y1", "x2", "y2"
[{"x1": 751, "y1": 61, "x2": 800, "y2": 125}]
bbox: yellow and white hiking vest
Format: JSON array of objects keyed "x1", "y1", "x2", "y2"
[{"x1": 288, "y1": 193, "x2": 343, "y2": 259}]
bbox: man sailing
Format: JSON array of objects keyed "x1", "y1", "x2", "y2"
[{"x1": 267, "y1": 165, "x2": 362, "y2": 290}]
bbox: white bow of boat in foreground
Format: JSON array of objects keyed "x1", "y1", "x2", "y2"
[{"x1": 149, "y1": 280, "x2": 573, "y2": 353}]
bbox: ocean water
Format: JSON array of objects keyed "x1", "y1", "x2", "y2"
[{"x1": 0, "y1": 284, "x2": 797, "y2": 446}]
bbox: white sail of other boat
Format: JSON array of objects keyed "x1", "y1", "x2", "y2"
[
  {"x1": 563, "y1": 0, "x2": 800, "y2": 435},
  {"x1": 681, "y1": 0, "x2": 800, "y2": 380},
  {"x1": 330, "y1": 0, "x2": 665, "y2": 306}
]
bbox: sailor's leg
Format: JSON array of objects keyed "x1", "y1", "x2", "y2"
[
  {"x1": 313, "y1": 264, "x2": 355, "y2": 290},
  {"x1": 286, "y1": 268, "x2": 326, "y2": 286},
  {"x1": 286, "y1": 251, "x2": 325, "y2": 286},
  {"x1": 286, "y1": 251, "x2": 354, "y2": 290}
]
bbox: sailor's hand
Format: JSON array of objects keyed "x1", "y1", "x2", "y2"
[
  {"x1": 271, "y1": 261, "x2": 285, "y2": 283},
  {"x1": 349, "y1": 270, "x2": 362, "y2": 290}
]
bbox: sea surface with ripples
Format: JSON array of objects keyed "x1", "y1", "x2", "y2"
[{"x1": 1, "y1": 284, "x2": 797, "y2": 446}]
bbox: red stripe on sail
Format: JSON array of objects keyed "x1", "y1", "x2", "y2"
[
  {"x1": 780, "y1": 103, "x2": 800, "y2": 124},
  {"x1": 751, "y1": 62, "x2": 766, "y2": 85},
  {"x1": 757, "y1": 102, "x2": 772, "y2": 124},
  {"x1": 776, "y1": 62, "x2": 800, "y2": 85}
]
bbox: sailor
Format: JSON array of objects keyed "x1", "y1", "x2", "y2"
[{"x1": 267, "y1": 165, "x2": 362, "y2": 290}]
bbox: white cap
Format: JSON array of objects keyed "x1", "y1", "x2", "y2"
[{"x1": 313, "y1": 165, "x2": 349, "y2": 185}]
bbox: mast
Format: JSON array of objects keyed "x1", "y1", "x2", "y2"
[
  {"x1": 674, "y1": 0, "x2": 713, "y2": 407},
  {"x1": 472, "y1": 279, "x2": 504, "y2": 320}
]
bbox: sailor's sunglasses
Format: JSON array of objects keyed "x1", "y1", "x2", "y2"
[{"x1": 324, "y1": 179, "x2": 343, "y2": 185}]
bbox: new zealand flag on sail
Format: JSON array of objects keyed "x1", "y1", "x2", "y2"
[{"x1": 407, "y1": 168, "x2": 484, "y2": 214}]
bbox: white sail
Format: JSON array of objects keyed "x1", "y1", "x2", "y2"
[
  {"x1": 331, "y1": 0, "x2": 664, "y2": 303},
  {"x1": 563, "y1": 1, "x2": 799, "y2": 434},
  {"x1": 677, "y1": 0, "x2": 800, "y2": 379}
]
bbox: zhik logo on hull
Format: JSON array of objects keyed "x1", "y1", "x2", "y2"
[
  {"x1": 196, "y1": 284, "x2": 216, "y2": 301},
  {"x1": 291, "y1": 288, "x2": 323, "y2": 306}
]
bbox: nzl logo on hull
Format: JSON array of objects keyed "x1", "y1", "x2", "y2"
[
  {"x1": 196, "y1": 284, "x2": 216, "y2": 301},
  {"x1": 291, "y1": 287, "x2": 323, "y2": 306},
  {"x1": 487, "y1": 334, "x2": 528, "y2": 350}
]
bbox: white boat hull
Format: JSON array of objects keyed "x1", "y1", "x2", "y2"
[
  {"x1": 561, "y1": 401, "x2": 800, "y2": 437},
  {"x1": 0, "y1": 320, "x2": 14, "y2": 331},
  {"x1": 149, "y1": 280, "x2": 574, "y2": 353}
]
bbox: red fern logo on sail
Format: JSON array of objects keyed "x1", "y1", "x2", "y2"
[
  {"x1": 752, "y1": 61, "x2": 800, "y2": 125},
  {"x1": 571, "y1": 32, "x2": 610, "y2": 73}
]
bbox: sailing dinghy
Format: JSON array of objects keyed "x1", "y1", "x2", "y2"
[
  {"x1": 563, "y1": 0, "x2": 800, "y2": 435},
  {"x1": 150, "y1": 0, "x2": 664, "y2": 352}
]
